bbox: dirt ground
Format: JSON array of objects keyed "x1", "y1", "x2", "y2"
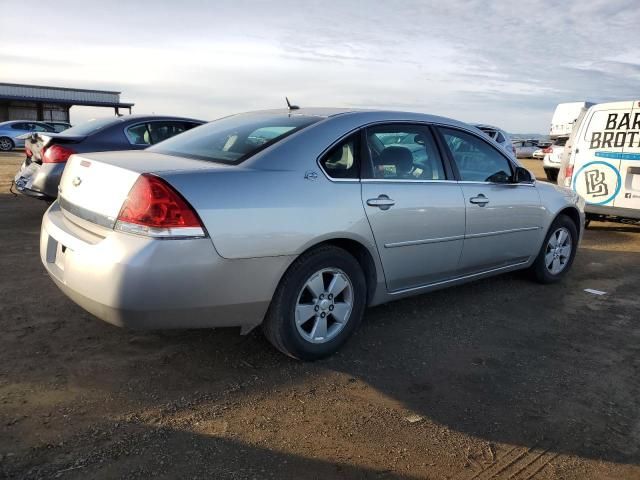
[{"x1": 1, "y1": 151, "x2": 639, "y2": 479}]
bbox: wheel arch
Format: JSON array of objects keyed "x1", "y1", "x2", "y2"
[
  {"x1": 557, "y1": 206, "x2": 582, "y2": 238},
  {"x1": 285, "y1": 237, "x2": 380, "y2": 306}
]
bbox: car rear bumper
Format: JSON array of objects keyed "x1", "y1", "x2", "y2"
[
  {"x1": 41, "y1": 201, "x2": 294, "y2": 330},
  {"x1": 14, "y1": 161, "x2": 64, "y2": 199}
]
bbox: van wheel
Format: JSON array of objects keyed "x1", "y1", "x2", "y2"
[
  {"x1": 263, "y1": 245, "x2": 366, "y2": 360},
  {"x1": 530, "y1": 215, "x2": 578, "y2": 284},
  {"x1": 544, "y1": 168, "x2": 558, "y2": 182}
]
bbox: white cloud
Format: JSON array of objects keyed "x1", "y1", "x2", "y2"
[{"x1": 1, "y1": 0, "x2": 639, "y2": 131}]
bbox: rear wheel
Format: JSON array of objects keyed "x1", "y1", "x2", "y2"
[
  {"x1": 530, "y1": 215, "x2": 577, "y2": 284},
  {"x1": 0, "y1": 137, "x2": 14, "y2": 151},
  {"x1": 544, "y1": 168, "x2": 558, "y2": 182},
  {"x1": 263, "y1": 245, "x2": 366, "y2": 360}
]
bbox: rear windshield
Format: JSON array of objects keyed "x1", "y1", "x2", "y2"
[
  {"x1": 554, "y1": 137, "x2": 568, "y2": 146},
  {"x1": 148, "y1": 113, "x2": 323, "y2": 164},
  {"x1": 61, "y1": 117, "x2": 120, "y2": 136}
]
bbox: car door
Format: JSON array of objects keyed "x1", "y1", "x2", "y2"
[
  {"x1": 436, "y1": 126, "x2": 544, "y2": 274},
  {"x1": 360, "y1": 123, "x2": 466, "y2": 292}
]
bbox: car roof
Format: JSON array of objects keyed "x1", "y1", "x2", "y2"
[{"x1": 232, "y1": 108, "x2": 475, "y2": 130}]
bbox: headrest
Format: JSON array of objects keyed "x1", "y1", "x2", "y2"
[{"x1": 377, "y1": 146, "x2": 414, "y2": 174}]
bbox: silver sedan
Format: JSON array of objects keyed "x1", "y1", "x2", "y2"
[{"x1": 40, "y1": 109, "x2": 585, "y2": 360}]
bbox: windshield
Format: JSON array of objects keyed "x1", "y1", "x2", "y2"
[
  {"x1": 60, "y1": 117, "x2": 120, "y2": 136},
  {"x1": 555, "y1": 137, "x2": 568, "y2": 146},
  {"x1": 149, "y1": 113, "x2": 323, "y2": 164}
]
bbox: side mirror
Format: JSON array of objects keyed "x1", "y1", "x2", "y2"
[{"x1": 514, "y1": 166, "x2": 533, "y2": 183}]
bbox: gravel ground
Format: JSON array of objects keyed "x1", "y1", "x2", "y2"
[{"x1": 1, "y1": 152, "x2": 639, "y2": 479}]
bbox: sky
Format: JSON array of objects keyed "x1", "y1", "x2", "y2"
[{"x1": 1, "y1": 0, "x2": 639, "y2": 132}]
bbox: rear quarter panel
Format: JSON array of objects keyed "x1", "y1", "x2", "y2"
[{"x1": 162, "y1": 168, "x2": 378, "y2": 261}]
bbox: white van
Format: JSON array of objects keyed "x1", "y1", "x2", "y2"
[
  {"x1": 557, "y1": 100, "x2": 640, "y2": 222},
  {"x1": 550, "y1": 101, "x2": 595, "y2": 139}
]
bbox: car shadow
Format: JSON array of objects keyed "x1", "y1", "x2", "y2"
[{"x1": 2, "y1": 196, "x2": 640, "y2": 477}]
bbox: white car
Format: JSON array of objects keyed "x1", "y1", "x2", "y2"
[
  {"x1": 473, "y1": 124, "x2": 516, "y2": 158},
  {"x1": 542, "y1": 137, "x2": 568, "y2": 182}
]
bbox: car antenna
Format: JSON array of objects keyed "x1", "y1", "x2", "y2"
[{"x1": 286, "y1": 97, "x2": 300, "y2": 111}]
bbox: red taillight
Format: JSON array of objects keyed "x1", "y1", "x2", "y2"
[
  {"x1": 25, "y1": 146, "x2": 33, "y2": 157},
  {"x1": 564, "y1": 165, "x2": 574, "y2": 180},
  {"x1": 42, "y1": 144, "x2": 75, "y2": 163},
  {"x1": 543, "y1": 147, "x2": 553, "y2": 154},
  {"x1": 116, "y1": 174, "x2": 203, "y2": 235}
]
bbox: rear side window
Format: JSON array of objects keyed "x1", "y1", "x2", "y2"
[
  {"x1": 126, "y1": 123, "x2": 151, "y2": 145},
  {"x1": 365, "y1": 124, "x2": 446, "y2": 180},
  {"x1": 149, "y1": 113, "x2": 322, "y2": 164},
  {"x1": 495, "y1": 132, "x2": 505, "y2": 143},
  {"x1": 319, "y1": 135, "x2": 359, "y2": 179},
  {"x1": 439, "y1": 127, "x2": 513, "y2": 182},
  {"x1": 146, "y1": 121, "x2": 197, "y2": 144}
]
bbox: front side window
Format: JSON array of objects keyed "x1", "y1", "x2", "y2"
[
  {"x1": 148, "y1": 113, "x2": 322, "y2": 164},
  {"x1": 319, "y1": 135, "x2": 359, "y2": 179},
  {"x1": 439, "y1": 127, "x2": 513, "y2": 182},
  {"x1": 126, "y1": 123, "x2": 151, "y2": 145},
  {"x1": 365, "y1": 124, "x2": 446, "y2": 180}
]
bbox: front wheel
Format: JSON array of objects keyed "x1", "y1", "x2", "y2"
[
  {"x1": 262, "y1": 245, "x2": 366, "y2": 360},
  {"x1": 0, "y1": 137, "x2": 14, "y2": 152},
  {"x1": 529, "y1": 215, "x2": 578, "y2": 284}
]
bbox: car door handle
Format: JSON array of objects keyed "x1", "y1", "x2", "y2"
[
  {"x1": 367, "y1": 195, "x2": 395, "y2": 210},
  {"x1": 469, "y1": 194, "x2": 490, "y2": 206}
]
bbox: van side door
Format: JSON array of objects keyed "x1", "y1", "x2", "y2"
[
  {"x1": 571, "y1": 102, "x2": 632, "y2": 207},
  {"x1": 614, "y1": 100, "x2": 640, "y2": 211}
]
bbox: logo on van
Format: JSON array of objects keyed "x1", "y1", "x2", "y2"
[
  {"x1": 572, "y1": 161, "x2": 622, "y2": 206},
  {"x1": 584, "y1": 169, "x2": 608, "y2": 197}
]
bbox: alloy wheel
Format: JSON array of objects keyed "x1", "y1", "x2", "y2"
[
  {"x1": 545, "y1": 227, "x2": 572, "y2": 275},
  {"x1": 294, "y1": 268, "x2": 353, "y2": 344}
]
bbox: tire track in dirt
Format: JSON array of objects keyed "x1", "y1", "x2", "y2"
[{"x1": 465, "y1": 441, "x2": 558, "y2": 480}]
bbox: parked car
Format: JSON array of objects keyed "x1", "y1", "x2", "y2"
[
  {"x1": 0, "y1": 120, "x2": 56, "y2": 151},
  {"x1": 45, "y1": 121, "x2": 73, "y2": 133},
  {"x1": 40, "y1": 108, "x2": 585, "y2": 360},
  {"x1": 473, "y1": 124, "x2": 516, "y2": 157},
  {"x1": 13, "y1": 115, "x2": 204, "y2": 200},
  {"x1": 542, "y1": 136, "x2": 568, "y2": 181},
  {"x1": 512, "y1": 139, "x2": 540, "y2": 158},
  {"x1": 558, "y1": 100, "x2": 640, "y2": 223},
  {"x1": 532, "y1": 142, "x2": 552, "y2": 160}
]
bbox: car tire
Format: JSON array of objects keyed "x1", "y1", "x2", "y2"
[
  {"x1": 0, "y1": 137, "x2": 14, "y2": 152},
  {"x1": 262, "y1": 245, "x2": 367, "y2": 360},
  {"x1": 544, "y1": 168, "x2": 558, "y2": 182},
  {"x1": 530, "y1": 215, "x2": 578, "y2": 284}
]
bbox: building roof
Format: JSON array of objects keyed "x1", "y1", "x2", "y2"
[{"x1": 0, "y1": 83, "x2": 134, "y2": 108}]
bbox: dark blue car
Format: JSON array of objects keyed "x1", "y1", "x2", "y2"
[{"x1": 13, "y1": 115, "x2": 204, "y2": 199}]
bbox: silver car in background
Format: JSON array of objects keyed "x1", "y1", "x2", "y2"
[
  {"x1": 0, "y1": 120, "x2": 55, "y2": 151},
  {"x1": 473, "y1": 123, "x2": 516, "y2": 158},
  {"x1": 41, "y1": 109, "x2": 585, "y2": 360}
]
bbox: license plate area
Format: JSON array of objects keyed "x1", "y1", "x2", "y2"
[{"x1": 45, "y1": 236, "x2": 70, "y2": 276}]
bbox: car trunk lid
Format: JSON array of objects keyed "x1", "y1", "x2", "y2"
[
  {"x1": 58, "y1": 150, "x2": 229, "y2": 230},
  {"x1": 22, "y1": 132, "x2": 86, "y2": 164}
]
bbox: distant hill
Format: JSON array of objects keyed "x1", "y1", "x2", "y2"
[{"x1": 510, "y1": 133, "x2": 550, "y2": 141}]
